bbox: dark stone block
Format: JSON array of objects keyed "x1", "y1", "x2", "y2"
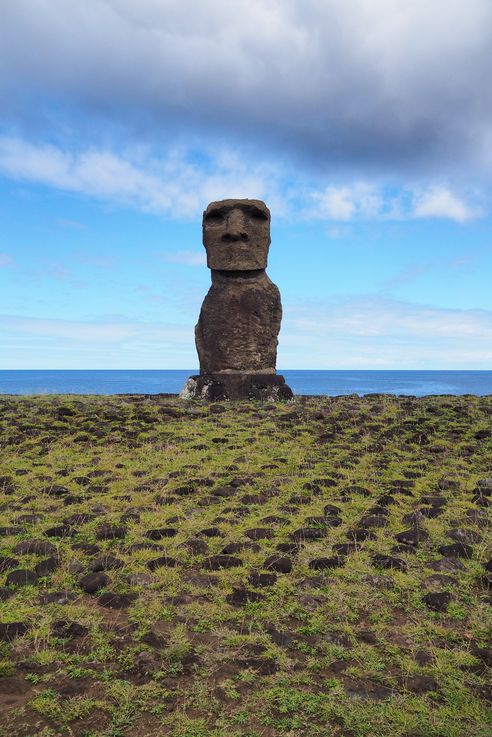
[
  {"x1": 79, "y1": 572, "x2": 110, "y2": 593},
  {"x1": 182, "y1": 372, "x2": 293, "y2": 401},
  {"x1": 14, "y1": 540, "x2": 56, "y2": 556},
  {"x1": 372, "y1": 554, "x2": 407, "y2": 572},
  {"x1": 6, "y1": 569, "x2": 38, "y2": 587},
  {"x1": 422, "y1": 591, "x2": 452, "y2": 611},
  {"x1": 264, "y1": 555, "x2": 292, "y2": 573},
  {"x1": 35, "y1": 557, "x2": 60, "y2": 576},
  {"x1": 438, "y1": 543, "x2": 473, "y2": 558},
  {"x1": 203, "y1": 555, "x2": 243, "y2": 570},
  {"x1": 0, "y1": 622, "x2": 28, "y2": 641},
  {"x1": 309, "y1": 557, "x2": 344, "y2": 570},
  {"x1": 98, "y1": 592, "x2": 137, "y2": 609}
]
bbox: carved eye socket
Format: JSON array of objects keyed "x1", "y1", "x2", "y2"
[
  {"x1": 248, "y1": 207, "x2": 268, "y2": 221},
  {"x1": 205, "y1": 209, "x2": 224, "y2": 223}
]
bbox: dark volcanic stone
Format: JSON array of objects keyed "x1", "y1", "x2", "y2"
[
  {"x1": 39, "y1": 590, "x2": 74, "y2": 605},
  {"x1": 0, "y1": 622, "x2": 28, "y2": 641},
  {"x1": 52, "y1": 619, "x2": 88, "y2": 639},
  {"x1": 290, "y1": 527, "x2": 326, "y2": 541},
  {"x1": 245, "y1": 527, "x2": 274, "y2": 540},
  {"x1": 95, "y1": 524, "x2": 127, "y2": 540},
  {"x1": 423, "y1": 574, "x2": 457, "y2": 588},
  {"x1": 199, "y1": 527, "x2": 224, "y2": 538},
  {"x1": 40, "y1": 484, "x2": 70, "y2": 497},
  {"x1": 181, "y1": 539, "x2": 209, "y2": 555},
  {"x1": 472, "y1": 494, "x2": 490, "y2": 507},
  {"x1": 395, "y1": 528, "x2": 430, "y2": 546},
  {"x1": 309, "y1": 557, "x2": 344, "y2": 570},
  {"x1": 346, "y1": 529, "x2": 376, "y2": 542},
  {"x1": 79, "y1": 572, "x2": 110, "y2": 594},
  {"x1": 0, "y1": 527, "x2": 24, "y2": 537},
  {"x1": 333, "y1": 543, "x2": 358, "y2": 556},
  {"x1": 249, "y1": 572, "x2": 277, "y2": 587},
  {"x1": 372, "y1": 554, "x2": 407, "y2": 572},
  {"x1": 276, "y1": 542, "x2": 299, "y2": 554},
  {"x1": 482, "y1": 572, "x2": 492, "y2": 588},
  {"x1": 6, "y1": 569, "x2": 38, "y2": 587},
  {"x1": 186, "y1": 572, "x2": 219, "y2": 587},
  {"x1": 377, "y1": 494, "x2": 396, "y2": 506},
  {"x1": 0, "y1": 556, "x2": 19, "y2": 572},
  {"x1": 72, "y1": 543, "x2": 100, "y2": 555},
  {"x1": 45, "y1": 525, "x2": 73, "y2": 538},
  {"x1": 438, "y1": 543, "x2": 473, "y2": 559},
  {"x1": 359, "y1": 515, "x2": 388, "y2": 529},
  {"x1": 419, "y1": 506, "x2": 443, "y2": 518},
  {"x1": 203, "y1": 555, "x2": 243, "y2": 570},
  {"x1": 90, "y1": 555, "x2": 124, "y2": 572},
  {"x1": 35, "y1": 557, "x2": 60, "y2": 576},
  {"x1": 323, "y1": 504, "x2": 342, "y2": 516},
  {"x1": 422, "y1": 591, "x2": 452, "y2": 611},
  {"x1": 226, "y1": 588, "x2": 266, "y2": 606},
  {"x1": 147, "y1": 556, "x2": 179, "y2": 570},
  {"x1": 421, "y1": 495, "x2": 446, "y2": 506},
  {"x1": 391, "y1": 544, "x2": 417, "y2": 555},
  {"x1": 264, "y1": 555, "x2": 292, "y2": 573},
  {"x1": 14, "y1": 540, "x2": 56, "y2": 556},
  {"x1": 429, "y1": 557, "x2": 466, "y2": 573},
  {"x1": 145, "y1": 527, "x2": 178, "y2": 540},
  {"x1": 402, "y1": 511, "x2": 426, "y2": 526},
  {"x1": 446, "y1": 528, "x2": 482, "y2": 545},
  {"x1": 98, "y1": 592, "x2": 137, "y2": 609}
]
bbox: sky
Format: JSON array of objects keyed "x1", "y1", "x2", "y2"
[{"x1": 1, "y1": 0, "x2": 492, "y2": 370}]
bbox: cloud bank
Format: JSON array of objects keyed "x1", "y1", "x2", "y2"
[
  {"x1": 1, "y1": 0, "x2": 491, "y2": 181},
  {"x1": 0, "y1": 136, "x2": 481, "y2": 221}
]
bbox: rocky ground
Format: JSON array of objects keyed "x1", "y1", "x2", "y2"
[{"x1": 0, "y1": 393, "x2": 490, "y2": 737}]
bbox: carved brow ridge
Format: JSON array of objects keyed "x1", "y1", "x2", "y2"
[{"x1": 205, "y1": 204, "x2": 268, "y2": 221}]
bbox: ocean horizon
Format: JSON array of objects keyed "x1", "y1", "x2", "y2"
[{"x1": 0, "y1": 369, "x2": 491, "y2": 397}]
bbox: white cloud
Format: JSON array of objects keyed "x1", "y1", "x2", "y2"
[
  {"x1": 309, "y1": 183, "x2": 383, "y2": 221},
  {"x1": 307, "y1": 182, "x2": 480, "y2": 223},
  {"x1": 0, "y1": 136, "x2": 281, "y2": 217},
  {"x1": 411, "y1": 186, "x2": 480, "y2": 222},
  {"x1": 0, "y1": 136, "x2": 483, "y2": 223}
]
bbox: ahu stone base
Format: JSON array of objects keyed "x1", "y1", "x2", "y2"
[{"x1": 180, "y1": 373, "x2": 293, "y2": 401}]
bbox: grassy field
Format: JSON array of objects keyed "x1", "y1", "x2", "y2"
[{"x1": 0, "y1": 393, "x2": 490, "y2": 737}]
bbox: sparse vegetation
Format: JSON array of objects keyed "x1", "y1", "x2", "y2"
[{"x1": 0, "y1": 393, "x2": 490, "y2": 736}]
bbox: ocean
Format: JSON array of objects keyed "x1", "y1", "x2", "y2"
[{"x1": 0, "y1": 370, "x2": 491, "y2": 397}]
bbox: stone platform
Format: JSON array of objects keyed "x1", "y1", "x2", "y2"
[{"x1": 180, "y1": 373, "x2": 293, "y2": 401}]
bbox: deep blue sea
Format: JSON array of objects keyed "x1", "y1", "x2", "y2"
[{"x1": 0, "y1": 370, "x2": 491, "y2": 397}]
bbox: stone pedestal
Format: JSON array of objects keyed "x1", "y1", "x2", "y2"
[{"x1": 180, "y1": 373, "x2": 293, "y2": 401}]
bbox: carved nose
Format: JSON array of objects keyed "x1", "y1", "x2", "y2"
[{"x1": 222, "y1": 211, "x2": 249, "y2": 242}]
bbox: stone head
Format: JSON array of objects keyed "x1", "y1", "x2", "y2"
[{"x1": 203, "y1": 199, "x2": 271, "y2": 270}]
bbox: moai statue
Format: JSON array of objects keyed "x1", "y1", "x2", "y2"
[{"x1": 181, "y1": 199, "x2": 293, "y2": 400}]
